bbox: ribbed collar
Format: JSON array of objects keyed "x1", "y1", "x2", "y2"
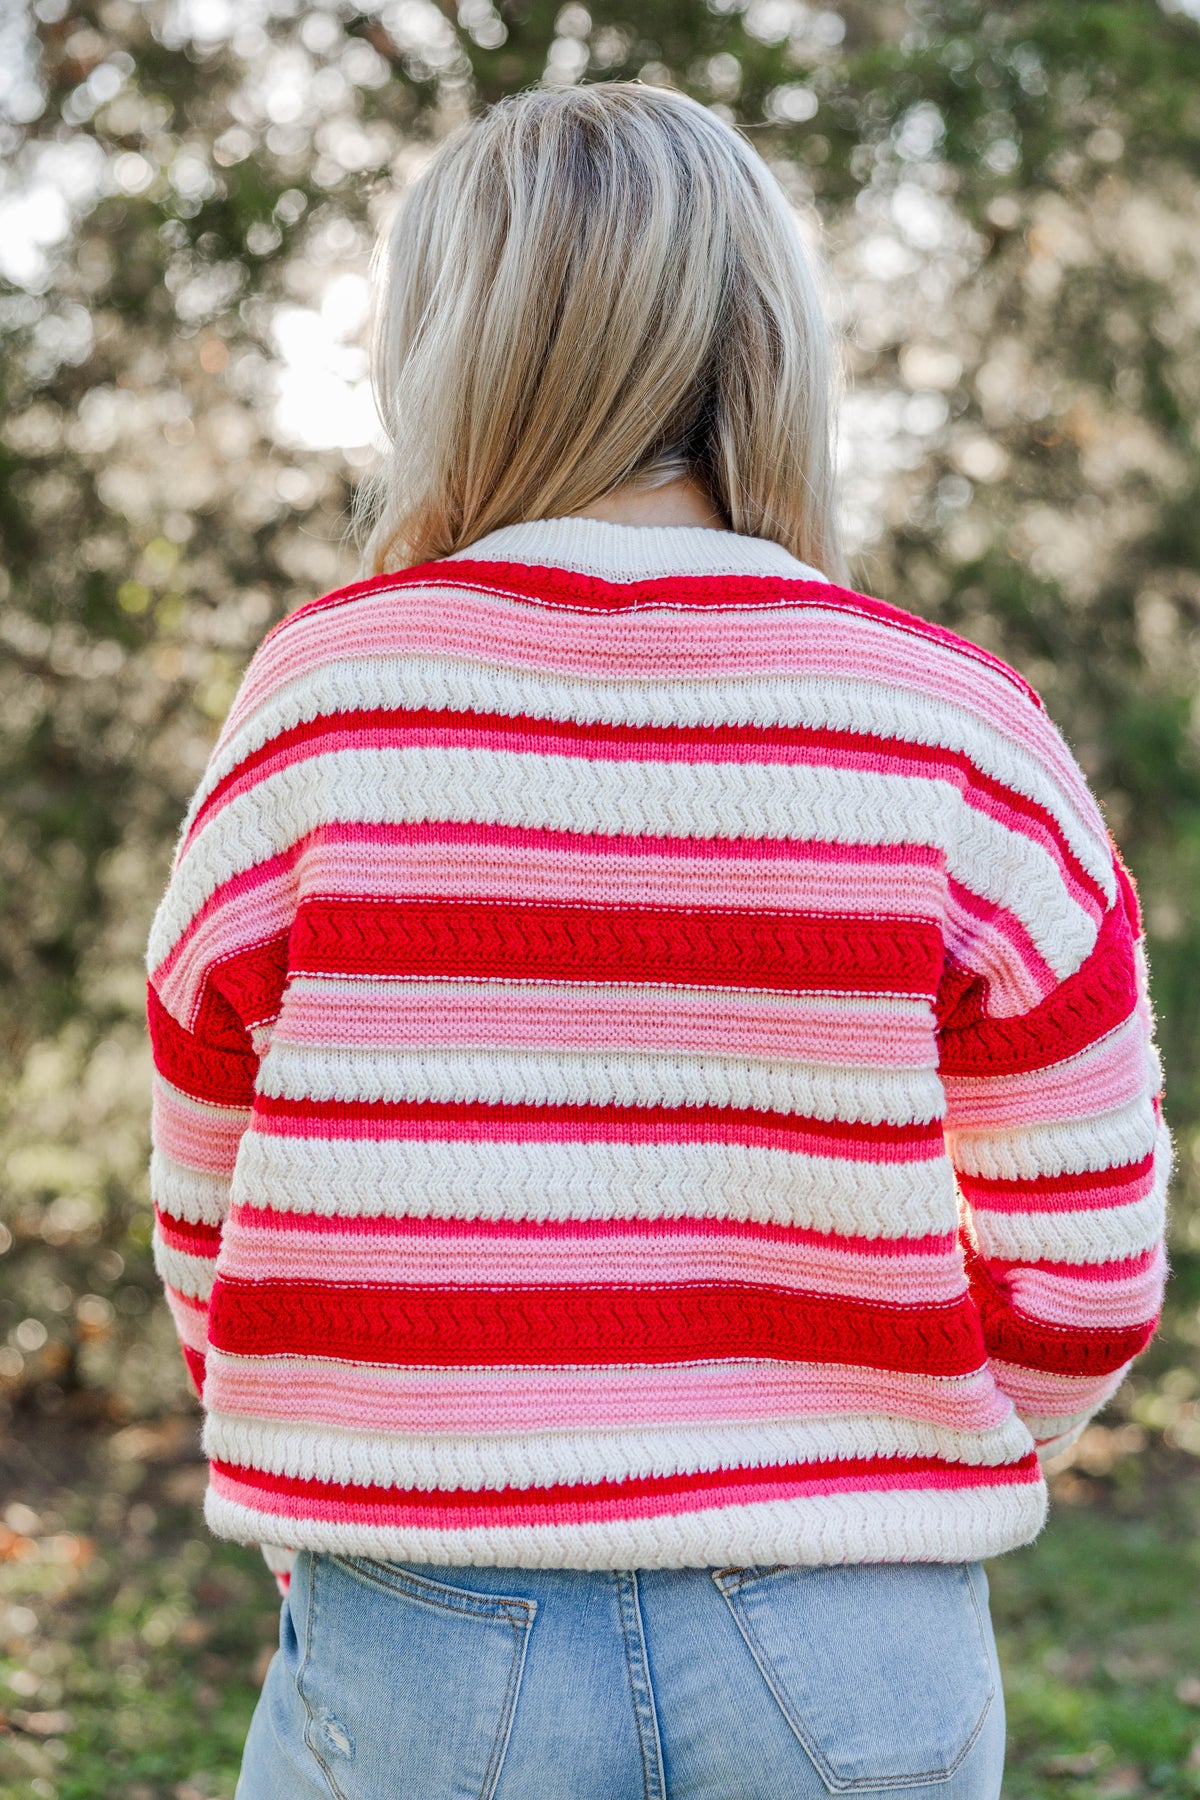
[{"x1": 446, "y1": 516, "x2": 827, "y2": 585}]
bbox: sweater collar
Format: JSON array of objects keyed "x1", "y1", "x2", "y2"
[{"x1": 445, "y1": 516, "x2": 827, "y2": 585}]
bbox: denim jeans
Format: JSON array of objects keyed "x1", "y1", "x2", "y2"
[{"x1": 236, "y1": 1552, "x2": 1005, "y2": 1799}]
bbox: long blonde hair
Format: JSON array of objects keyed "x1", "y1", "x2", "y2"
[{"x1": 356, "y1": 81, "x2": 844, "y2": 580}]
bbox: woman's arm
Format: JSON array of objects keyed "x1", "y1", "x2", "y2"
[
  {"x1": 144, "y1": 635, "x2": 297, "y2": 1400},
  {"x1": 939, "y1": 792, "x2": 1170, "y2": 1462}
]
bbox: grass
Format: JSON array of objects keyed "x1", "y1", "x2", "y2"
[{"x1": 0, "y1": 1410, "x2": 1198, "y2": 1800}]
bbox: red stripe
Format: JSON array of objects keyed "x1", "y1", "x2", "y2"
[
  {"x1": 984, "y1": 1247, "x2": 1159, "y2": 1280},
  {"x1": 978, "y1": 1302, "x2": 1157, "y2": 1375},
  {"x1": 204, "y1": 933, "x2": 290, "y2": 1037},
  {"x1": 937, "y1": 893, "x2": 1137, "y2": 1078},
  {"x1": 250, "y1": 1092, "x2": 941, "y2": 1157},
  {"x1": 264, "y1": 562, "x2": 1043, "y2": 709},
  {"x1": 155, "y1": 1208, "x2": 222, "y2": 1255},
  {"x1": 206, "y1": 1278, "x2": 986, "y2": 1377},
  {"x1": 955, "y1": 1151, "x2": 1154, "y2": 1210},
  {"x1": 146, "y1": 983, "x2": 257, "y2": 1108},
  {"x1": 289, "y1": 897, "x2": 943, "y2": 996},
  {"x1": 182, "y1": 1346, "x2": 207, "y2": 1399},
  {"x1": 964, "y1": 1246, "x2": 1158, "y2": 1375},
  {"x1": 211, "y1": 1449, "x2": 1040, "y2": 1515}
]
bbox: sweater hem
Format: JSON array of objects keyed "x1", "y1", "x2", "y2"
[{"x1": 204, "y1": 1479, "x2": 1047, "y2": 1569}]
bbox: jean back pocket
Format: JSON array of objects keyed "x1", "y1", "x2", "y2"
[
  {"x1": 712, "y1": 1561, "x2": 996, "y2": 1791},
  {"x1": 297, "y1": 1553, "x2": 536, "y2": 1800}
]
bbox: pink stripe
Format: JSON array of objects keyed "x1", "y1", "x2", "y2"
[
  {"x1": 274, "y1": 979, "x2": 932, "y2": 1068},
  {"x1": 203, "y1": 1355, "x2": 1013, "y2": 1436},
  {"x1": 988, "y1": 1358, "x2": 1125, "y2": 1416},
  {"x1": 1002, "y1": 1246, "x2": 1166, "y2": 1328},
  {"x1": 208, "y1": 1454, "x2": 1040, "y2": 1530},
  {"x1": 943, "y1": 1021, "x2": 1151, "y2": 1130},
  {"x1": 961, "y1": 1160, "x2": 1159, "y2": 1215},
  {"x1": 246, "y1": 1109, "x2": 940, "y2": 1162},
  {"x1": 225, "y1": 1207, "x2": 956, "y2": 1257},
  {"x1": 944, "y1": 878, "x2": 1056, "y2": 1015},
  {"x1": 215, "y1": 1212, "x2": 967, "y2": 1304},
  {"x1": 164, "y1": 1285, "x2": 209, "y2": 1352},
  {"x1": 152, "y1": 1079, "x2": 248, "y2": 1174},
  {"x1": 292, "y1": 831, "x2": 944, "y2": 917}
]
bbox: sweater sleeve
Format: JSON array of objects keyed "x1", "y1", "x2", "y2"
[
  {"x1": 145, "y1": 647, "x2": 295, "y2": 1399},
  {"x1": 937, "y1": 715, "x2": 1170, "y2": 1463}
]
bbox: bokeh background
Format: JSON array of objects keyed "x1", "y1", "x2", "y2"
[{"x1": 1, "y1": 1, "x2": 1200, "y2": 1794}]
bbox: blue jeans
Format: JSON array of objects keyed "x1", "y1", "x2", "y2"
[{"x1": 236, "y1": 1552, "x2": 1005, "y2": 1798}]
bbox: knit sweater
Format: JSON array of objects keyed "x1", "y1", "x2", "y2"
[{"x1": 147, "y1": 517, "x2": 1169, "y2": 1572}]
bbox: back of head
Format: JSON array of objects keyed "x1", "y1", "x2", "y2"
[{"x1": 358, "y1": 81, "x2": 844, "y2": 581}]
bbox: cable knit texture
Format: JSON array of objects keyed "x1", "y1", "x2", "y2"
[{"x1": 145, "y1": 517, "x2": 1170, "y2": 1574}]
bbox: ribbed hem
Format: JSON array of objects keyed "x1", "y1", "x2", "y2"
[
  {"x1": 447, "y1": 517, "x2": 827, "y2": 585},
  {"x1": 206, "y1": 1479, "x2": 1047, "y2": 1569}
]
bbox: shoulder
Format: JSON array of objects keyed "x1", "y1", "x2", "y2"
[
  {"x1": 257, "y1": 566, "x2": 437, "y2": 649},
  {"x1": 804, "y1": 582, "x2": 1115, "y2": 901},
  {"x1": 799, "y1": 577, "x2": 1046, "y2": 716}
]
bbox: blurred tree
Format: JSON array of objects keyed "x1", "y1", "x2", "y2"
[{"x1": 1, "y1": 0, "x2": 1198, "y2": 1456}]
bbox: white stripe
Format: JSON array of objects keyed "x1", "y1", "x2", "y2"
[
  {"x1": 965, "y1": 1190, "x2": 1167, "y2": 1267},
  {"x1": 189, "y1": 653, "x2": 1109, "y2": 894},
  {"x1": 201, "y1": 1410, "x2": 1036, "y2": 1492},
  {"x1": 945, "y1": 1094, "x2": 1158, "y2": 1183},
  {"x1": 205, "y1": 1480, "x2": 1048, "y2": 1569},
  {"x1": 150, "y1": 1150, "x2": 232, "y2": 1226},
  {"x1": 149, "y1": 748, "x2": 1096, "y2": 979},
  {"x1": 153, "y1": 1233, "x2": 217, "y2": 1301},
  {"x1": 258, "y1": 1038, "x2": 942, "y2": 1126},
  {"x1": 230, "y1": 1134, "x2": 959, "y2": 1240}
]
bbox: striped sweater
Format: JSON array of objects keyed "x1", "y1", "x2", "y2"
[{"x1": 146, "y1": 517, "x2": 1170, "y2": 1572}]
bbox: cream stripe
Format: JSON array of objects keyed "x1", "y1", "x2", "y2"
[
  {"x1": 258, "y1": 1039, "x2": 943, "y2": 1126},
  {"x1": 964, "y1": 1188, "x2": 1168, "y2": 1268},
  {"x1": 153, "y1": 1235, "x2": 217, "y2": 1301},
  {"x1": 204, "y1": 1481, "x2": 1048, "y2": 1569},
  {"x1": 445, "y1": 517, "x2": 823, "y2": 581},
  {"x1": 201, "y1": 1411, "x2": 1036, "y2": 1492},
  {"x1": 150, "y1": 1150, "x2": 233, "y2": 1226},
  {"x1": 945, "y1": 1095, "x2": 1158, "y2": 1182},
  {"x1": 230, "y1": 1134, "x2": 959, "y2": 1239}
]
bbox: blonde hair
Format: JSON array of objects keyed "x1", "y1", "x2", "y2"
[{"x1": 356, "y1": 81, "x2": 844, "y2": 581}]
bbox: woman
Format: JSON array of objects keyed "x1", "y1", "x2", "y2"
[{"x1": 147, "y1": 83, "x2": 1169, "y2": 1799}]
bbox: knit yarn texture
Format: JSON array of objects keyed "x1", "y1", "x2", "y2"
[{"x1": 146, "y1": 518, "x2": 1170, "y2": 1571}]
